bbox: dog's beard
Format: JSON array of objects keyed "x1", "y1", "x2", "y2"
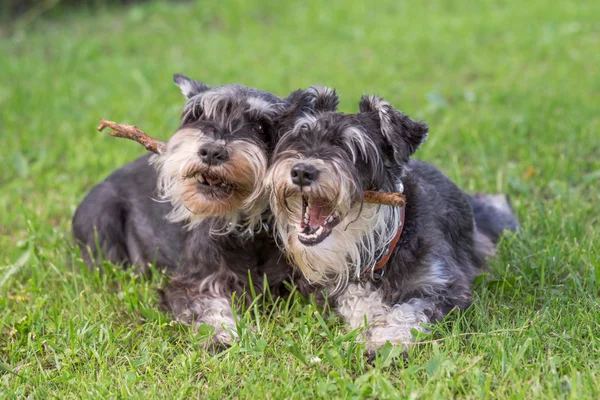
[
  {"x1": 268, "y1": 157, "x2": 400, "y2": 291},
  {"x1": 154, "y1": 129, "x2": 268, "y2": 231}
]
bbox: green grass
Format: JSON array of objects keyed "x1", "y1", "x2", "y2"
[{"x1": 1, "y1": 0, "x2": 599, "y2": 398}]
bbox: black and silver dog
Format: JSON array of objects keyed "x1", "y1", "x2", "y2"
[
  {"x1": 72, "y1": 74, "x2": 284, "y2": 272},
  {"x1": 266, "y1": 90, "x2": 519, "y2": 349}
]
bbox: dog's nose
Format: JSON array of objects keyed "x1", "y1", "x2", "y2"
[
  {"x1": 291, "y1": 164, "x2": 319, "y2": 187},
  {"x1": 198, "y1": 144, "x2": 229, "y2": 165}
]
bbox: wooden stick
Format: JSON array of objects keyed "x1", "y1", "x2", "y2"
[
  {"x1": 363, "y1": 191, "x2": 406, "y2": 207},
  {"x1": 96, "y1": 119, "x2": 406, "y2": 207},
  {"x1": 97, "y1": 119, "x2": 167, "y2": 154}
]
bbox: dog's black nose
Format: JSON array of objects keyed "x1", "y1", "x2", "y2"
[
  {"x1": 198, "y1": 144, "x2": 229, "y2": 165},
  {"x1": 291, "y1": 164, "x2": 318, "y2": 187}
]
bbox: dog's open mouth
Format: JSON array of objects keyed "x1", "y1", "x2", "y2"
[
  {"x1": 193, "y1": 172, "x2": 235, "y2": 194},
  {"x1": 298, "y1": 195, "x2": 341, "y2": 245}
]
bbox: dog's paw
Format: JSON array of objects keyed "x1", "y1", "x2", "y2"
[
  {"x1": 365, "y1": 303, "x2": 429, "y2": 351},
  {"x1": 367, "y1": 324, "x2": 416, "y2": 351},
  {"x1": 169, "y1": 296, "x2": 239, "y2": 350}
]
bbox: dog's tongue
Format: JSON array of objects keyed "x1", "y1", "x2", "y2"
[
  {"x1": 308, "y1": 201, "x2": 330, "y2": 227},
  {"x1": 205, "y1": 175, "x2": 223, "y2": 186}
]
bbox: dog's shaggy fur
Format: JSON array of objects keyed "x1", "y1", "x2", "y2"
[{"x1": 266, "y1": 89, "x2": 519, "y2": 349}]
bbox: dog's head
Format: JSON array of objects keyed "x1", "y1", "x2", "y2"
[
  {"x1": 267, "y1": 92, "x2": 428, "y2": 286},
  {"x1": 154, "y1": 74, "x2": 284, "y2": 230}
]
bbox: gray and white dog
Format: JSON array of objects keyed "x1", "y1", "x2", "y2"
[
  {"x1": 266, "y1": 89, "x2": 519, "y2": 349},
  {"x1": 72, "y1": 74, "x2": 283, "y2": 272}
]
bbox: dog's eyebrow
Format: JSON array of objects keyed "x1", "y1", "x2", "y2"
[
  {"x1": 246, "y1": 97, "x2": 277, "y2": 114},
  {"x1": 243, "y1": 107, "x2": 274, "y2": 122}
]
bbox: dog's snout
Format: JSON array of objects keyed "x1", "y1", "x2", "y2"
[
  {"x1": 291, "y1": 164, "x2": 319, "y2": 187},
  {"x1": 198, "y1": 143, "x2": 229, "y2": 165}
]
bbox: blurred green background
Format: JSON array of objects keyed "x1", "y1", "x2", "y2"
[{"x1": 1, "y1": 0, "x2": 598, "y2": 398}]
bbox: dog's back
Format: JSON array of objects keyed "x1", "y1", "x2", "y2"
[
  {"x1": 406, "y1": 159, "x2": 519, "y2": 263},
  {"x1": 72, "y1": 154, "x2": 187, "y2": 272},
  {"x1": 408, "y1": 159, "x2": 519, "y2": 242}
]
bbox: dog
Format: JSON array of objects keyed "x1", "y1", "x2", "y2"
[
  {"x1": 266, "y1": 89, "x2": 519, "y2": 349},
  {"x1": 72, "y1": 74, "x2": 284, "y2": 273}
]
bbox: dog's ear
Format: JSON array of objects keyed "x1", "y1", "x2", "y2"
[
  {"x1": 173, "y1": 74, "x2": 211, "y2": 99},
  {"x1": 283, "y1": 86, "x2": 339, "y2": 115},
  {"x1": 275, "y1": 86, "x2": 339, "y2": 136},
  {"x1": 304, "y1": 86, "x2": 340, "y2": 114},
  {"x1": 359, "y1": 95, "x2": 428, "y2": 164}
]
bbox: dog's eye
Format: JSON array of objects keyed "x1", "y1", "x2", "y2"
[{"x1": 253, "y1": 123, "x2": 265, "y2": 135}]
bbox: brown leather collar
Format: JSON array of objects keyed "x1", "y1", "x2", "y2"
[{"x1": 363, "y1": 205, "x2": 406, "y2": 276}]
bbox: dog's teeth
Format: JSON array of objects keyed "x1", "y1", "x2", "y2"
[
  {"x1": 325, "y1": 215, "x2": 333, "y2": 224},
  {"x1": 315, "y1": 226, "x2": 324, "y2": 236},
  {"x1": 195, "y1": 174, "x2": 205, "y2": 183}
]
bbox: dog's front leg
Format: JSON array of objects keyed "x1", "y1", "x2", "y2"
[
  {"x1": 335, "y1": 282, "x2": 430, "y2": 350},
  {"x1": 159, "y1": 272, "x2": 239, "y2": 349}
]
